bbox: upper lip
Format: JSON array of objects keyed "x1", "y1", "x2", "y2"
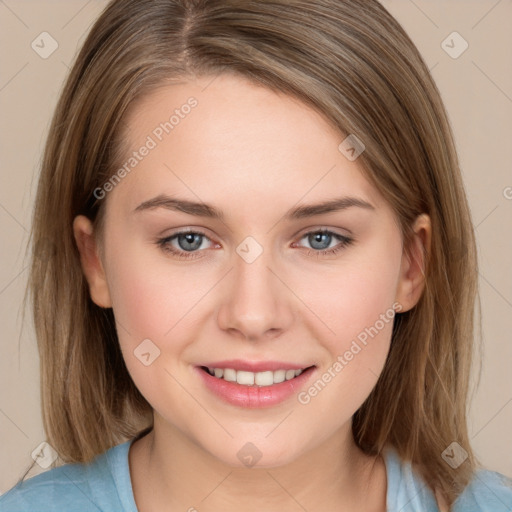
[{"x1": 199, "y1": 359, "x2": 314, "y2": 372}]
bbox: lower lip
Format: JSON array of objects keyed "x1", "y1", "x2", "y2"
[{"x1": 195, "y1": 366, "x2": 316, "y2": 408}]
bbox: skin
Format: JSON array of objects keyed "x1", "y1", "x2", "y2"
[{"x1": 74, "y1": 73, "x2": 431, "y2": 512}]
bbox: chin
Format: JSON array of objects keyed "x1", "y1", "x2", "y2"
[{"x1": 204, "y1": 436, "x2": 305, "y2": 470}]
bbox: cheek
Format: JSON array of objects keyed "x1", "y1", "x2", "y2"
[
  {"x1": 102, "y1": 238, "x2": 219, "y2": 374},
  {"x1": 292, "y1": 232, "x2": 402, "y2": 409},
  {"x1": 106, "y1": 258, "x2": 173, "y2": 340},
  {"x1": 104, "y1": 232, "x2": 214, "y2": 338},
  {"x1": 102, "y1": 244, "x2": 204, "y2": 408},
  {"x1": 298, "y1": 233, "x2": 402, "y2": 350}
]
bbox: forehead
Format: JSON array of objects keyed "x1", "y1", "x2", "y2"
[{"x1": 109, "y1": 73, "x2": 385, "y2": 217}]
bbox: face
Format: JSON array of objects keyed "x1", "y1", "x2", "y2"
[{"x1": 75, "y1": 73, "x2": 426, "y2": 468}]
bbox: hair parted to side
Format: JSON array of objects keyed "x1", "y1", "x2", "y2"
[{"x1": 26, "y1": 0, "x2": 481, "y2": 506}]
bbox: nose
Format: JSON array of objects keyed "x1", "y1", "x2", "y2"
[{"x1": 216, "y1": 246, "x2": 294, "y2": 341}]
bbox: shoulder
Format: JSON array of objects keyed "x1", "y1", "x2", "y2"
[
  {"x1": 0, "y1": 441, "x2": 137, "y2": 512},
  {"x1": 383, "y1": 446, "x2": 512, "y2": 511},
  {"x1": 453, "y1": 468, "x2": 512, "y2": 511}
]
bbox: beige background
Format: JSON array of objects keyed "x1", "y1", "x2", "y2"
[{"x1": 1, "y1": 0, "x2": 511, "y2": 495}]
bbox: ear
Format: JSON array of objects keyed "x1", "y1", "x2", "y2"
[
  {"x1": 395, "y1": 213, "x2": 431, "y2": 312},
  {"x1": 73, "y1": 215, "x2": 112, "y2": 308}
]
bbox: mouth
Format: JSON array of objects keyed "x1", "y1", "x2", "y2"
[
  {"x1": 195, "y1": 361, "x2": 317, "y2": 408},
  {"x1": 199, "y1": 365, "x2": 316, "y2": 387}
]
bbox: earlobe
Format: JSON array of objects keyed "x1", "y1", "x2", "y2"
[
  {"x1": 73, "y1": 215, "x2": 112, "y2": 308},
  {"x1": 395, "y1": 214, "x2": 431, "y2": 312}
]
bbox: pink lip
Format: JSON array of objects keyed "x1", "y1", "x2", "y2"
[
  {"x1": 199, "y1": 359, "x2": 309, "y2": 372},
  {"x1": 195, "y1": 364, "x2": 316, "y2": 408}
]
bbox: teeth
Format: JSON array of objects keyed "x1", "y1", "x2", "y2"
[
  {"x1": 273, "y1": 369, "x2": 286, "y2": 383},
  {"x1": 255, "y1": 371, "x2": 273, "y2": 386},
  {"x1": 285, "y1": 369, "x2": 295, "y2": 380},
  {"x1": 223, "y1": 368, "x2": 237, "y2": 382},
  {"x1": 206, "y1": 367, "x2": 307, "y2": 387},
  {"x1": 237, "y1": 371, "x2": 254, "y2": 386}
]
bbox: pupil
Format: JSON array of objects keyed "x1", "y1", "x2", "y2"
[
  {"x1": 178, "y1": 233, "x2": 202, "y2": 251},
  {"x1": 309, "y1": 232, "x2": 331, "y2": 250}
]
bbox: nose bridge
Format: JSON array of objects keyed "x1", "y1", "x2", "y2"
[
  {"x1": 216, "y1": 237, "x2": 293, "y2": 339},
  {"x1": 234, "y1": 246, "x2": 275, "y2": 301}
]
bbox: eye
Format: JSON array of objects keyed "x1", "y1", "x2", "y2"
[
  {"x1": 156, "y1": 230, "x2": 214, "y2": 260},
  {"x1": 156, "y1": 228, "x2": 354, "y2": 260},
  {"x1": 295, "y1": 229, "x2": 354, "y2": 257}
]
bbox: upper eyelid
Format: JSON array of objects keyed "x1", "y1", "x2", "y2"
[
  {"x1": 162, "y1": 228, "x2": 350, "y2": 246},
  {"x1": 295, "y1": 226, "x2": 351, "y2": 239},
  {"x1": 293, "y1": 231, "x2": 351, "y2": 250}
]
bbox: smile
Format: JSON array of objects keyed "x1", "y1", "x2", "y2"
[
  {"x1": 196, "y1": 363, "x2": 317, "y2": 408},
  {"x1": 201, "y1": 367, "x2": 305, "y2": 387}
]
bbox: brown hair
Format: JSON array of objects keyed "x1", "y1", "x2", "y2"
[{"x1": 26, "y1": 0, "x2": 481, "y2": 506}]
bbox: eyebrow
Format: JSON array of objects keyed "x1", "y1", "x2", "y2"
[{"x1": 133, "y1": 194, "x2": 375, "y2": 220}]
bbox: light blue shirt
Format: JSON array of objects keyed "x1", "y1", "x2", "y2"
[{"x1": 1, "y1": 439, "x2": 512, "y2": 511}]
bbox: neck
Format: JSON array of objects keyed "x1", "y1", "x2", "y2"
[{"x1": 129, "y1": 417, "x2": 387, "y2": 512}]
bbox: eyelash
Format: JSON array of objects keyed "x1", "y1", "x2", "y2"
[{"x1": 156, "y1": 229, "x2": 354, "y2": 260}]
